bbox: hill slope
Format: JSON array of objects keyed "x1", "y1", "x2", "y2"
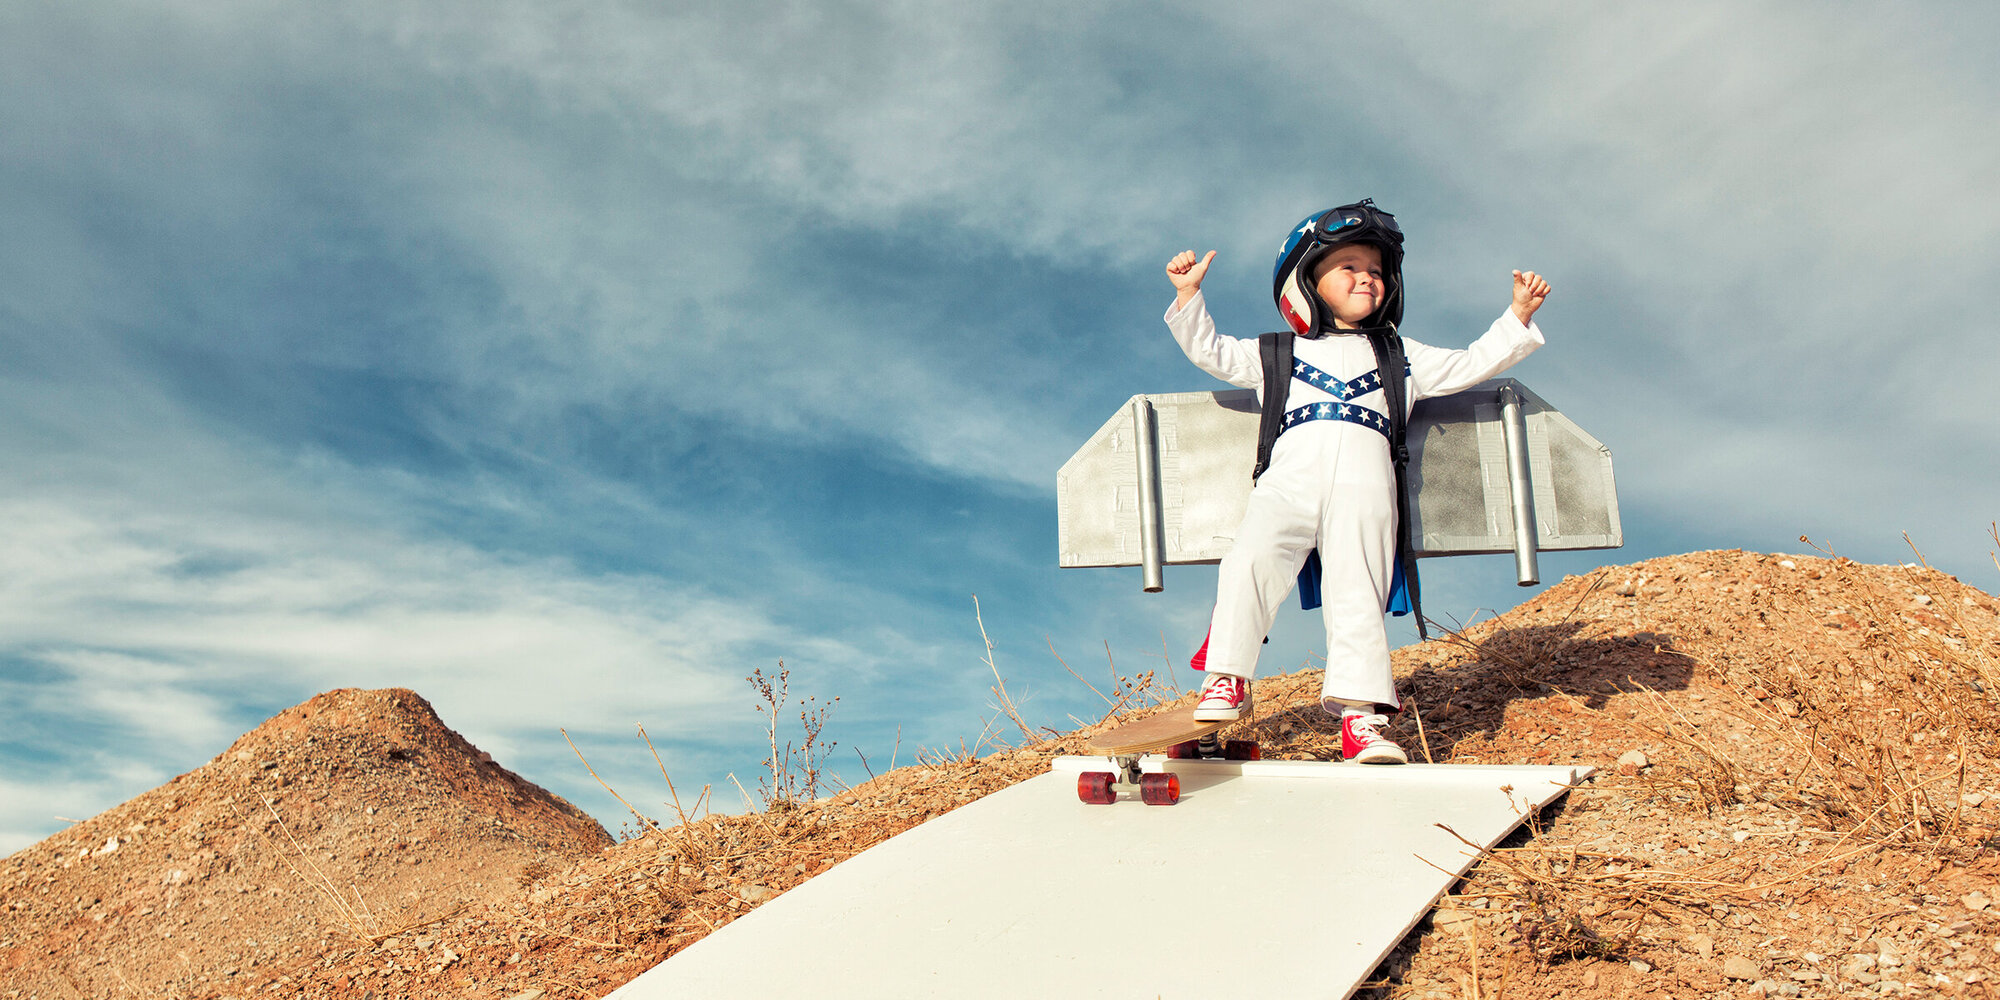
[
  {"x1": 5, "y1": 549, "x2": 1997, "y2": 998},
  {"x1": 0, "y1": 688, "x2": 610, "y2": 998}
]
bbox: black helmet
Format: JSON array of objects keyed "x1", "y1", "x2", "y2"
[{"x1": 1271, "y1": 199, "x2": 1404, "y2": 334}]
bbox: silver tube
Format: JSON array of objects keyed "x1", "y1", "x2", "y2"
[
  {"x1": 1132, "y1": 398, "x2": 1165, "y2": 593},
  {"x1": 1498, "y1": 385, "x2": 1540, "y2": 586}
]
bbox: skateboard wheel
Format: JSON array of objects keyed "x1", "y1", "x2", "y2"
[
  {"x1": 1078, "y1": 771, "x2": 1117, "y2": 805},
  {"x1": 1166, "y1": 740, "x2": 1200, "y2": 759},
  {"x1": 1139, "y1": 772, "x2": 1180, "y2": 806},
  {"x1": 1225, "y1": 740, "x2": 1261, "y2": 761}
]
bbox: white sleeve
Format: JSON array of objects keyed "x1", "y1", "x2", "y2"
[
  {"x1": 1405, "y1": 311, "x2": 1545, "y2": 401},
  {"x1": 1164, "y1": 291, "x2": 1263, "y2": 390}
]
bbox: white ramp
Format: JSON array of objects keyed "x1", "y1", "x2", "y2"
[{"x1": 609, "y1": 758, "x2": 1589, "y2": 1000}]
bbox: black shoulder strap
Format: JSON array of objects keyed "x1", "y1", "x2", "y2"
[
  {"x1": 1252, "y1": 332, "x2": 1293, "y2": 483},
  {"x1": 1366, "y1": 329, "x2": 1427, "y2": 640}
]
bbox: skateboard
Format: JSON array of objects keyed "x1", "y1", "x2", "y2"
[{"x1": 1077, "y1": 708, "x2": 1261, "y2": 806}]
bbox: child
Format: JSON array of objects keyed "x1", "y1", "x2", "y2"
[{"x1": 1164, "y1": 200, "x2": 1551, "y2": 764}]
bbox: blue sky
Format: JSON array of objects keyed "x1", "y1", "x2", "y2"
[{"x1": 3, "y1": 1, "x2": 1997, "y2": 852}]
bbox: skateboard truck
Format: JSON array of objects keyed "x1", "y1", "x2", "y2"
[{"x1": 1077, "y1": 734, "x2": 1260, "y2": 806}]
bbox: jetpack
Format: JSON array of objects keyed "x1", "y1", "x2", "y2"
[{"x1": 1056, "y1": 379, "x2": 1621, "y2": 595}]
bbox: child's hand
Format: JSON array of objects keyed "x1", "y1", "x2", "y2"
[
  {"x1": 1511, "y1": 270, "x2": 1551, "y2": 326},
  {"x1": 1167, "y1": 250, "x2": 1216, "y2": 308}
]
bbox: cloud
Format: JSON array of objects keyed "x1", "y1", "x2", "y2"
[
  {"x1": 0, "y1": 477, "x2": 891, "y2": 850},
  {"x1": 4, "y1": 0, "x2": 1998, "y2": 854}
]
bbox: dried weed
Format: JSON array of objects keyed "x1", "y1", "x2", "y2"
[{"x1": 748, "y1": 661, "x2": 839, "y2": 810}]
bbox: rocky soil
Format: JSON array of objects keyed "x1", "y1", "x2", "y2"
[
  {"x1": 0, "y1": 689, "x2": 611, "y2": 998},
  {"x1": 4, "y1": 547, "x2": 1998, "y2": 999}
]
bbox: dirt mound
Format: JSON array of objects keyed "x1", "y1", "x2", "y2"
[
  {"x1": 6, "y1": 549, "x2": 1999, "y2": 999},
  {"x1": 0, "y1": 688, "x2": 610, "y2": 998}
]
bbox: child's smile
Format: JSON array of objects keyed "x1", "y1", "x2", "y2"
[{"x1": 1312, "y1": 243, "x2": 1388, "y2": 329}]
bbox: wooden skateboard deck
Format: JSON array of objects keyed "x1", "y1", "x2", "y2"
[
  {"x1": 1077, "y1": 708, "x2": 1259, "y2": 805},
  {"x1": 1085, "y1": 708, "x2": 1222, "y2": 756}
]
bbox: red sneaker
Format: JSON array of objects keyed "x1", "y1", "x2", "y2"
[
  {"x1": 1341, "y1": 712, "x2": 1408, "y2": 764},
  {"x1": 1192, "y1": 673, "x2": 1253, "y2": 722}
]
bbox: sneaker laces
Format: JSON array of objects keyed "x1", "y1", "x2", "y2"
[
  {"x1": 1346, "y1": 713, "x2": 1391, "y2": 742},
  {"x1": 1198, "y1": 674, "x2": 1243, "y2": 705}
]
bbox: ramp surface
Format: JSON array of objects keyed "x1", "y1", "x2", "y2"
[{"x1": 608, "y1": 757, "x2": 1589, "y2": 1000}]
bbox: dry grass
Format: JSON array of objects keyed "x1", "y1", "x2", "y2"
[
  {"x1": 1350, "y1": 540, "x2": 2000, "y2": 997},
  {"x1": 245, "y1": 794, "x2": 385, "y2": 941},
  {"x1": 244, "y1": 794, "x2": 470, "y2": 945},
  {"x1": 747, "y1": 662, "x2": 840, "y2": 810},
  {"x1": 1621, "y1": 537, "x2": 2000, "y2": 847},
  {"x1": 1620, "y1": 681, "x2": 1742, "y2": 814},
  {"x1": 973, "y1": 595, "x2": 1044, "y2": 744},
  {"x1": 1045, "y1": 634, "x2": 1182, "y2": 727},
  {"x1": 1428, "y1": 570, "x2": 1615, "y2": 693}
]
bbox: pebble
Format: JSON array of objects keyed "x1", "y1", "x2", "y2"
[
  {"x1": 1962, "y1": 890, "x2": 1990, "y2": 911},
  {"x1": 1617, "y1": 749, "x2": 1650, "y2": 770},
  {"x1": 1723, "y1": 955, "x2": 1764, "y2": 980}
]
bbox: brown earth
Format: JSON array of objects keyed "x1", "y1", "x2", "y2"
[
  {"x1": 0, "y1": 689, "x2": 612, "y2": 998},
  {"x1": 5, "y1": 547, "x2": 1999, "y2": 999}
]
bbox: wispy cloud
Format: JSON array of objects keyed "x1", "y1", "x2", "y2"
[{"x1": 3, "y1": 0, "x2": 1996, "y2": 852}]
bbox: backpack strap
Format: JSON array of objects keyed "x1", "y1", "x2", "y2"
[
  {"x1": 1252, "y1": 332, "x2": 1294, "y2": 483},
  {"x1": 1366, "y1": 328, "x2": 1427, "y2": 640}
]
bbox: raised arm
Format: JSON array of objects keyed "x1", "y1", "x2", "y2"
[
  {"x1": 1407, "y1": 270, "x2": 1553, "y2": 400},
  {"x1": 1164, "y1": 250, "x2": 1261, "y2": 389}
]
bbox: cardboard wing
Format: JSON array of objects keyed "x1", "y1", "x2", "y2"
[{"x1": 1056, "y1": 379, "x2": 1619, "y2": 590}]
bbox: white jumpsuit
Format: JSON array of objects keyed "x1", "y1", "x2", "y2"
[{"x1": 1166, "y1": 291, "x2": 1544, "y2": 709}]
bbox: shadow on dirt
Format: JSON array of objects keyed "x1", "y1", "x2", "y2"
[{"x1": 1245, "y1": 621, "x2": 1694, "y2": 762}]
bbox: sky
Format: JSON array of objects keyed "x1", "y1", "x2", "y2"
[{"x1": 3, "y1": 1, "x2": 1997, "y2": 853}]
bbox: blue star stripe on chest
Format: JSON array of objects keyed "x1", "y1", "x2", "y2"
[
  {"x1": 1289, "y1": 358, "x2": 1410, "y2": 402},
  {"x1": 1279, "y1": 399, "x2": 1393, "y2": 442}
]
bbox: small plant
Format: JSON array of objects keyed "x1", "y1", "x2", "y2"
[
  {"x1": 1047, "y1": 635, "x2": 1181, "y2": 727},
  {"x1": 973, "y1": 595, "x2": 1042, "y2": 743},
  {"x1": 748, "y1": 661, "x2": 838, "y2": 810}
]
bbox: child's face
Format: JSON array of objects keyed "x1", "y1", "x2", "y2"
[{"x1": 1311, "y1": 243, "x2": 1386, "y2": 329}]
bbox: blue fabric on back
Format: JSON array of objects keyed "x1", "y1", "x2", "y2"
[{"x1": 1295, "y1": 550, "x2": 1415, "y2": 615}]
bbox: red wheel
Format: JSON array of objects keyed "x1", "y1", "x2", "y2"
[
  {"x1": 1166, "y1": 740, "x2": 1200, "y2": 759},
  {"x1": 1225, "y1": 740, "x2": 1261, "y2": 761},
  {"x1": 1078, "y1": 771, "x2": 1117, "y2": 804},
  {"x1": 1140, "y1": 772, "x2": 1181, "y2": 806}
]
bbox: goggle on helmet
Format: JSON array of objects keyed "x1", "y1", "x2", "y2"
[{"x1": 1272, "y1": 199, "x2": 1405, "y2": 334}]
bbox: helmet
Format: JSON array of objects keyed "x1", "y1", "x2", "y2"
[{"x1": 1271, "y1": 199, "x2": 1404, "y2": 334}]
